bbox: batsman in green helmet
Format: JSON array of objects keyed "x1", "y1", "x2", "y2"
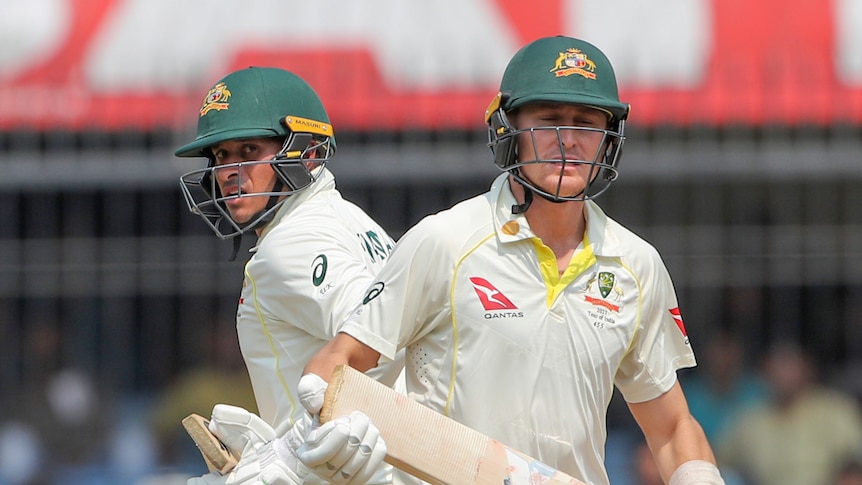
[
  {"x1": 485, "y1": 35, "x2": 629, "y2": 211},
  {"x1": 301, "y1": 36, "x2": 727, "y2": 485},
  {"x1": 176, "y1": 67, "x2": 407, "y2": 485},
  {"x1": 177, "y1": 67, "x2": 337, "y2": 250}
]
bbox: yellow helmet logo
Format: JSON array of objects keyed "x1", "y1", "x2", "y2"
[
  {"x1": 550, "y1": 49, "x2": 597, "y2": 80},
  {"x1": 200, "y1": 82, "x2": 231, "y2": 116},
  {"x1": 282, "y1": 116, "x2": 332, "y2": 137}
]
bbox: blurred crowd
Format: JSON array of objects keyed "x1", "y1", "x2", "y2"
[
  {"x1": 0, "y1": 321, "x2": 256, "y2": 485},
  {"x1": 607, "y1": 330, "x2": 862, "y2": 485},
  {"x1": 1, "y1": 323, "x2": 861, "y2": 485}
]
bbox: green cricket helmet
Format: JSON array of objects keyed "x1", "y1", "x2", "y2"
[
  {"x1": 177, "y1": 67, "x2": 335, "y2": 240},
  {"x1": 485, "y1": 36, "x2": 630, "y2": 206}
]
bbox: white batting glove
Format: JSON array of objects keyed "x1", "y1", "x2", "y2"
[
  {"x1": 298, "y1": 410, "x2": 388, "y2": 485},
  {"x1": 186, "y1": 404, "x2": 311, "y2": 485},
  {"x1": 296, "y1": 373, "x2": 388, "y2": 485},
  {"x1": 296, "y1": 374, "x2": 386, "y2": 485}
]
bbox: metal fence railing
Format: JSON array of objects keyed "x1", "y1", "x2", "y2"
[{"x1": 1, "y1": 129, "x2": 860, "y2": 395}]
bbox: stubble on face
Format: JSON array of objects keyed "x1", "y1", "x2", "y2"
[
  {"x1": 511, "y1": 104, "x2": 609, "y2": 198},
  {"x1": 210, "y1": 138, "x2": 284, "y2": 224}
]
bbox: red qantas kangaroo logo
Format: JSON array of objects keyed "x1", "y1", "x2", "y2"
[
  {"x1": 669, "y1": 307, "x2": 687, "y2": 336},
  {"x1": 469, "y1": 277, "x2": 517, "y2": 310}
]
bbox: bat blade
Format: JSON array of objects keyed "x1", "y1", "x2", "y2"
[
  {"x1": 182, "y1": 413, "x2": 238, "y2": 475},
  {"x1": 321, "y1": 364, "x2": 586, "y2": 485}
]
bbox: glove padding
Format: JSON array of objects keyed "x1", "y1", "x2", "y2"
[
  {"x1": 186, "y1": 404, "x2": 310, "y2": 485},
  {"x1": 297, "y1": 373, "x2": 329, "y2": 415},
  {"x1": 296, "y1": 373, "x2": 388, "y2": 485},
  {"x1": 186, "y1": 441, "x2": 298, "y2": 485}
]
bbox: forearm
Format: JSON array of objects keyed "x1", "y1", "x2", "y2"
[
  {"x1": 303, "y1": 332, "x2": 380, "y2": 383},
  {"x1": 628, "y1": 383, "x2": 721, "y2": 483},
  {"x1": 644, "y1": 421, "x2": 725, "y2": 485},
  {"x1": 650, "y1": 415, "x2": 719, "y2": 483}
]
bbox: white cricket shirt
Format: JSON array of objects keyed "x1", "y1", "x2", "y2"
[
  {"x1": 236, "y1": 168, "x2": 402, "y2": 436},
  {"x1": 341, "y1": 173, "x2": 696, "y2": 485}
]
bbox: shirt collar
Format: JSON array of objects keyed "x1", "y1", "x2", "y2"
[
  {"x1": 490, "y1": 173, "x2": 535, "y2": 243},
  {"x1": 490, "y1": 172, "x2": 624, "y2": 257},
  {"x1": 254, "y1": 167, "x2": 335, "y2": 244}
]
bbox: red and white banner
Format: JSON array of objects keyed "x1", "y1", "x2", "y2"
[{"x1": 0, "y1": 0, "x2": 860, "y2": 131}]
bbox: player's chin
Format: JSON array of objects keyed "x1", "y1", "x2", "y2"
[
  {"x1": 226, "y1": 206, "x2": 256, "y2": 226},
  {"x1": 538, "y1": 177, "x2": 586, "y2": 197},
  {"x1": 225, "y1": 195, "x2": 260, "y2": 213}
]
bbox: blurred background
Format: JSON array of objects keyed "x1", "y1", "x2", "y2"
[{"x1": 0, "y1": 0, "x2": 860, "y2": 484}]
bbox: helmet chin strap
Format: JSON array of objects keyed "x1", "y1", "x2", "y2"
[
  {"x1": 511, "y1": 182, "x2": 533, "y2": 214},
  {"x1": 228, "y1": 233, "x2": 244, "y2": 262},
  {"x1": 510, "y1": 170, "x2": 582, "y2": 215},
  {"x1": 227, "y1": 178, "x2": 287, "y2": 261}
]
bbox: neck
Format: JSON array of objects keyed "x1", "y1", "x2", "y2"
[{"x1": 509, "y1": 177, "x2": 587, "y2": 251}]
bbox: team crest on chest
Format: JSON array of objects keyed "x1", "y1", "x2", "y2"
[
  {"x1": 583, "y1": 271, "x2": 623, "y2": 312},
  {"x1": 598, "y1": 272, "x2": 615, "y2": 298}
]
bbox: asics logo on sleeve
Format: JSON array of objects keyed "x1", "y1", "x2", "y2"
[
  {"x1": 311, "y1": 254, "x2": 328, "y2": 286},
  {"x1": 363, "y1": 282, "x2": 385, "y2": 304},
  {"x1": 469, "y1": 277, "x2": 518, "y2": 310}
]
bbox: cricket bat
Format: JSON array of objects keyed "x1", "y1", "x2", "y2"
[
  {"x1": 321, "y1": 364, "x2": 587, "y2": 485},
  {"x1": 182, "y1": 413, "x2": 238, "y2": 475}
]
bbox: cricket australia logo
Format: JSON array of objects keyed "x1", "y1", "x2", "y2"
[
  {"x1": 550, "y1": 48, "x2": 597, "y2": 80},
  {"x1": 200, "y1": 82, "x2": 231, "y2": 116},
  {"x1": 584, "y1": 271, "x2": 623, "y2": 312},
  {"x1": 468, "y1": 277, "x2": 523, "y2": 319}
]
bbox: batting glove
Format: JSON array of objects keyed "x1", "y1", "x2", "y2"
[
  {"x1": 295, "y1": 373, "x2": 388, "y2": 485},
  {"x1": 186, "y1": 404, "x2": 311, "y2": 485}
]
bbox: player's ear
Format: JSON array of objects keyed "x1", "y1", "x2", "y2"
[
  {"x1": 303, "y1": 141, "x2": 322, "y2": 170},
  {"x1": 303, "y1": 139, "x2": 326, "y2": 160}
]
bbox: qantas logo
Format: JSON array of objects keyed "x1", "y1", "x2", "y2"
[
  {"x1": 469, "y1": 277, "x2": 517, "y2": 310},
  {"x1": 669, "y1": 307, "x2": 690, "y2": 344}
]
